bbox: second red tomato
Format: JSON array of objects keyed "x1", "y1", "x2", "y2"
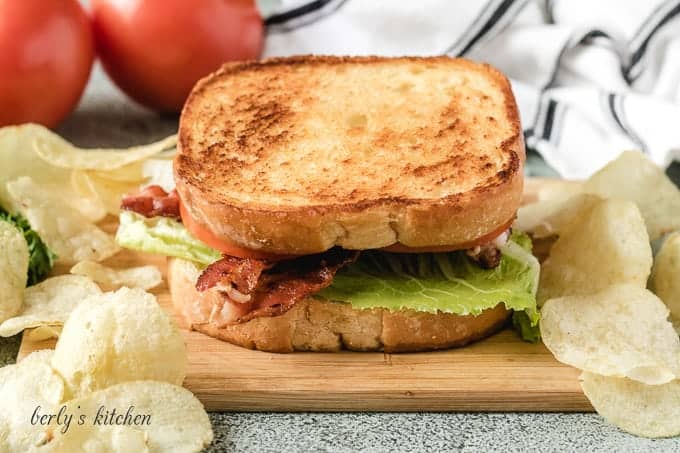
[{"x1": 91, "y1": 0, "x2": 264, "y2": 112}]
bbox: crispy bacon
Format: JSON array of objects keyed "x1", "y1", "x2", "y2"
[
  {"x1": 120, "y1": 185, "x2": 180, "y2": 219},
  {"x1": 466, "y1": 244, "x2": 502, "y2": 269},
  {"x1": 196, "y1": 255, "x2": 273, "y2": 295},
  {"x1": 465, "y1": 229, "x2": 510, "y2": 269},
  {"x1": 196, "y1": 248, "x2": 358, "y2": 326}
]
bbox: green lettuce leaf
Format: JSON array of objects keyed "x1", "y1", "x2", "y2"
[
  {"x1": 512, "y1": 310, "x2": 541, "y2": 343},
  {"x1": 116, "y1": 211, "x2": 220, "y2": 265},
  {"x1": 0, "y1": 207, "x2": 56, "y2": 286},
  {"x1": 319, "y1": 231, "x2": 540, "y2": 341}
]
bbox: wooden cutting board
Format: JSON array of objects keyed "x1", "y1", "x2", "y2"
[{"x1": 17, "y1": 179, "x2": 592, "y2": 412}]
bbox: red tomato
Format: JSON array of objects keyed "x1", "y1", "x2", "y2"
[
  {"x1": 178, "y1": 200, "x2": 296, "y2": 261},
  {"x1": 91, "y1": 0, "x2": 264, "y2": 112},
  {"x1": 0, "y1": 0, "x2": 94, "y2": 128}
]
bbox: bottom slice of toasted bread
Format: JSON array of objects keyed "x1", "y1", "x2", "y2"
[{"x1": 168, "y1": 258, "x2": 511, "y2": 353}]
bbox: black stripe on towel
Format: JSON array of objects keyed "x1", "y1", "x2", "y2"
[
  {"x1": 579, "y1": 29, "x2": 612, "y2": 44},
  {"x1": 541, "y1": 99, "x2": 558, "y2": 141},
  {"x1": 607, "y1": 93, "x2": 649, "y2": 153},
  {"x1": 545, "y1": 28, "x2": 618, "y2": 90},
  {"x1": 266, "y1": 0, "x2": 334, "y2": 25},
  {"x1": 457, "y1": 0, "x2": 522, "y2": 56},
  {"x1": 545, "y1": 0, "x2": 557, "y2": 24},
  {"x1": 445, "y1": 0, "x2": 526, "y2": 56},
  {"x1": 541, "y1": 99, "x2": 567, "y2": 145},
  {"x1": 265, "y1": 0, "x2": 347, "y2": 30},
  {"x1": 530, "y1": 94, "x2": 563, "y2": 146},
  {"x1": 627, "y1": 0, "x2": 678, "y2": 52},
  {"x1": 444, "y1": 0, "x2": 502, "y2": 55},
  {"x1": 626, "y1": 1, "x2": 680, "y2": 82},
  {"x1": 530, "y1": 95, "x2": 565, "y2": 146}
]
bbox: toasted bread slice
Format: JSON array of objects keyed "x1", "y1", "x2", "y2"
[
  {"x1": 168, "y1": 257, "x2": 510, "y2": 353},
  {"x1": 176, "y1": 56, "x2": 524, "y2": 255}
]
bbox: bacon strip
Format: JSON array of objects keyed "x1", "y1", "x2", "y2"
[
  {"x1": 465, "y1": 229, "x2": 510, "y2": 269},
  {"x1": 196, "y1": 248, "x2": 358, "y2": 326},
  {"x1": 196, "y1": 255, "x2": 273, "y2": 295},
  {"x1": 121, "y1": 185, "x2": 180, "y2": 220}
]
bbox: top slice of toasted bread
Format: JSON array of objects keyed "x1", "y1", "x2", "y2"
[{"x1": 176, "y1": 56, "x2": 524, "y2": 255}]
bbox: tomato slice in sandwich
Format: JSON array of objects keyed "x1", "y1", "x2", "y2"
[{"x1": 179, "y1": 200, "x2": 296, "y2": 261}]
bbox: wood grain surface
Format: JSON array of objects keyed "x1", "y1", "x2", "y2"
[{"x1": 18, "y1": 178, "x2": 592, "y2": 412}]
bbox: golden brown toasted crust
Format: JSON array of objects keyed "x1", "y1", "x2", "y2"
[
  {"x1": 176, "y1": 55, "x2": 524, "y2": 255},
  {"x1": 168, "y1": 257, "x2": 511, "y2": 353}
]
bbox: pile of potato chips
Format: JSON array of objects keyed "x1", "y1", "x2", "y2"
[
  {"x1": 519, "y1": 151, "x2": 680, "y2": 438},
  {"x1": 0, "y1": 124, "x2": 173, "y2": 331},
  {"x1": 0, "y1": 125, "x2": 212, "y2": 451},
  {"x1": 0, "y1": 288, "x2": 211, "y2": 452},
  {"x1": 0, "y1": 123, "x2": 175, "y2": 266}
]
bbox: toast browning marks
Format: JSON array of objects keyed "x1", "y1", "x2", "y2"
[
  {"x1": 179, "y1": 56, "x2": 519, "y2": 205},
  {"x1": 177, "y1": 56, "x2": 524, "y2": 254}
]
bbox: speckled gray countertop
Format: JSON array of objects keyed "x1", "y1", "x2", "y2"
[{"x1": 2, "y1": 65, "x2": 679, "y2": 453}]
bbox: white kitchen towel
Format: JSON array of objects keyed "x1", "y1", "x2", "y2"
[{"x1": 258, "y1": 0, "x2": 680, "y2": 179}]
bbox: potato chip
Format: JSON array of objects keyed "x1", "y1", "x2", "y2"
[
  {"x1": 88, "y1": 172, "x2": 142, "y2": 216},
  {"x1": 0, "y1": 221, "x2": 28, "y2": 323},
  {"x1": 650, "y1": 232, "x2": 680, "y2": 322},
  {"x1": 96, "y1": 148, "x2": 175, "y2": 185},
  {"x1": 154, "y1": 148, "x2": 177, "y2": 159},
  {"x1": 51, "y1": 287, "x2": 187, "y2": 398},
  {"x1": 523, "y1": 177, "x2": 583, "y2": 204},
  {"x1": 24, "y1": 325, "x2": 63, "y2": 342},
  {"x1": 583, "y1": 150, "x2": 680, "y2": 240},
  {"x1": 580, "y1": 372, "x2": 680, "y2": 438},
  {"x1": 93, "y1": 161, "x2": 146, "y2": 183},
  {"x1": 0, "y1": 275, "x2": 102, "y2": 337},
  {"x1": 541, "y1": 284, "x2": 680, "y2": 385},
  {"x1": 44, "y1": 381, "x2": 212, "y2": 453},
  {"x1": 0, "y1": 125, "x2": 71, "y2": 209},
  {"x1": 74, "y1": 168, "x2": 154, "y2": 217},
  {"x1": 70, "y1": 170, "x2": 108, "y2": 219},
  {"x1": 33, "y1": 132, "x2": 177, "y2": 171},
  {"x1": 0, "y1": 125, "x2": 171, "y2": 222},
  {"x1": 537, "y1": 199, "x2": 652, "y2": 305},
  {"x1": 0, "y1": 350, "x2": 64, "y2": 451},
  {"x1": 0, "y1": 125, "x2": 106, "y2": 222},
  {"x1": 45, "y1": 425, "x2": 149, "y2": 453},
  {"x1": 515, "y1": 193, "x2": 602, "y2": 239},
  {"x1": 70, "y1": 261, "x2": 162, "y2": 291},
  {"x1": 7, "y1": 176, "x2": 120, "y2": 264}
]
